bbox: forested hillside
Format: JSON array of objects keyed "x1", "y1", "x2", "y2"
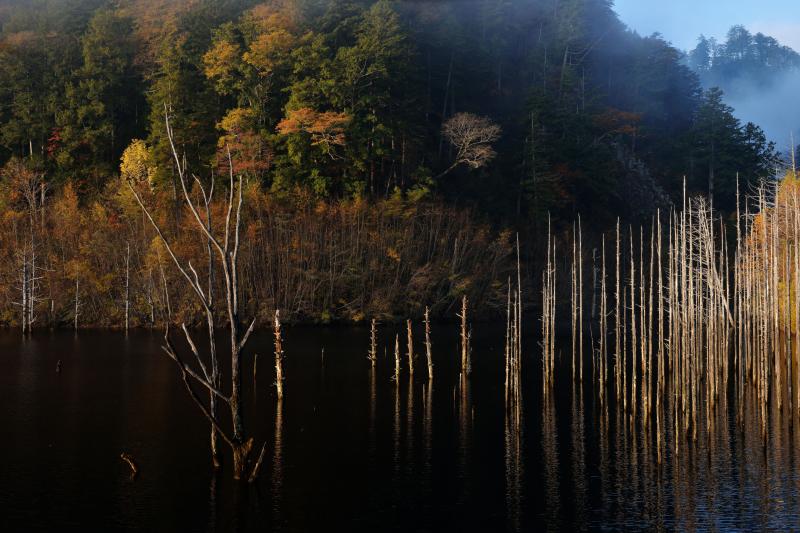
[
  {"x1": 0, "y1": 0, "x2": 784, "y2": 326},
  {"x1": 689, "y1": 25, "x2": 800, "y2": 95},
  {"x1": 688, "y1": 25, "x2": 800, "y2": 148}
]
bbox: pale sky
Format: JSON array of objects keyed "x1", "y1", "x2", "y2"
[{"x1": 613, "y1": 0, "x2": 800, "y2": 52}]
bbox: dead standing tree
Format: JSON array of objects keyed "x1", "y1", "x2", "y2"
[
  {"x1": 437, "y1": 112, "x2": 501, "y2": 180},
  {"x1": 127, "y1": 110, "x2": 262, "y2": 481},
  {"x1": 4, "y1": 160, "x2": 46, "y2": 333}
]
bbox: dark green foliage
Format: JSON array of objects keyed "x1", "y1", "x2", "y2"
[
  {"x1": 54, "y1": 9, "x2": 143, "y2": 193},
  {"x1": 689, "y1": 87, "x2": 777, "y2": 209}
]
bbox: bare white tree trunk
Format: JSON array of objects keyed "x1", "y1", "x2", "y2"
[
  {"x1": 424, "y1": 307, "x2": 433, "y2": 381},
  {"x1": 274, "y1": 310, "x2": 284, "y2": 400},
  {"x1": 394, "y1": 334, "x2": 401, "y2": 381},
  {"x1": 368, "y1": 318, "x2": 378, "y2": 368},
  {"x1": 125, "y1": 241, "x2": 130, "y2": 332},
  {"x1": 406, "y1": 319, "x2": 414, "y2": 376},
  {"x1": 74, "y1": 276, "x2": 80, "y2": 332},
  {"x1": 459, "y1": 296, "x2": 470, "y2": 376}
]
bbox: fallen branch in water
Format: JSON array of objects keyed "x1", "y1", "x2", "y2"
[{"x1": 120, "y1": 452, "x2": 138, "y2": 478}]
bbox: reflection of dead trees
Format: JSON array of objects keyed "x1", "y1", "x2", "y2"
[
  {"x1": 541, "y1": 379, "x2": 559, "y2": 529},
  {"x1": 570, "y1": 386, "x2": 586, "y2": 528},
  {"x1": 504, "y1": 381, "x2": 524, "y2": 532},
  {"x1": 269, "y1": 396, "x2": 284, "y2": 494}
]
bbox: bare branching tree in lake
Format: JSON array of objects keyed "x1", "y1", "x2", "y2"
[
  {"x1": 127, "y1": 110, "x2": 264, "y2": 481},
  {"x1": 438, "y1": 112, "x2": 501, "y2": 179}
]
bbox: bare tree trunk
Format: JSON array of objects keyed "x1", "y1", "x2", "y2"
[
  {"x1": 394, "y1": 334, "x2": 401, "y2": 381},
  {"x1": 125, "y1": 241, "x2": 130, "y2": 333},
  {"x1": 20, "y1": 249, "x2": 28, "y2": 333},
  {"x1": 407, "y1": 319, "x2": 414, "y2": 376},
  {"x1": 459, "y1": 295, "x2": 470, "y2": 376},
  {"x1": 424, "y1": 307, "x2": 433, "y2": 381},
  {"x1": 369, "y1": 318, "x2": 378, "y2": 368},
  {"x1": 74, "y1": 276, "x2": 79, "y2": 332},
  {"x1": 274, "y1": 310, "x2": 284, "y2": 400}
]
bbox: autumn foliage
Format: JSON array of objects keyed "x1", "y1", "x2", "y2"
[
  {"x1": 276, "y1": 108, "x2": 351, "y2": 158},
  {"x1": 0, "y1": 157, "x2": 512, "y2": 328}
]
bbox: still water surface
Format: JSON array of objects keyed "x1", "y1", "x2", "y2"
[{"x1": 1, "y1": 326, "x2": 799, "y2": 531}]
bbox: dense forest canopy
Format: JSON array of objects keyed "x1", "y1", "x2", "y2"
[
  {"x1": 689, "y1": 25, "x2": 800, "y2": 93},
  {"x1": 688, "y1": 24, "x2": 800, "y2": 148},
  {"x1": 0, "y1": 0, "x2": 784, "y2": 221}
]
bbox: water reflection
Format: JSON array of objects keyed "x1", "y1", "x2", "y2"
[
  {"x1": 570, "y1": 386, "x2": 586, "y2": 530},
  {"x1": 208, "y1": 468, "x2": 218, "y2": 532},
  {"x1": 423, "y1": 379, "x2": 434, "y2": 506},
  {"x1": 4, "y1": 330, "x2": 800, "y2": 531},
  {"x1": 541, "y1": 384, "x2": 559, "y2": 530},
  {"x1": 596, "y1": 399, "x2": 610, "y2": 526},
  {"x1": 393, "y1": 374, "x2": 401, "y2": 477},
  {"x1": 504, "y1": 385, "x2": 523, "y2": 531},
  {"x1": 458, "y1": 375, "x2": 472, "y2": 508},
  {"x1": 271, "y1": 398, "x2": 284, "y2": 514},
  {"x1": 424, "y1": 379, "x2": 432, "y2": 472},
  {"x1": 369, "y1": 366, "x2": 376, "y2": 458},
  {"x1": 405, "y1": 374, "x2": 415, "y2": 477}
]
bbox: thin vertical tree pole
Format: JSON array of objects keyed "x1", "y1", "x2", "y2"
[
  {"x1": 125, "y1": 241, "x2": 130, "y2": 332},
  {"x1": 505, "y1": 279, "x2": 512, "y2": 395},
  {"x1": 647, "y1": 222, "x2": 654, "y2": 421},
  {"x1": 630, "y1": 227, "x2": 637, "y2": 422},
  {"x1": 639, "y1": 226, "x2": 646, "y2": 422},
  {"x1": 656, "y1": 212, "x2": 663, "y2": 415},
  {"x1": 793, "y1": 187, "x2": 800, "y2": 415},
  {"x1": 394, "y1": 334, "x2": 401, "y2": 381},
  {"x1": 460, "y1": 295, "x2": 469, "y2": 377},
  {"x1": 369, "y1": 318, "x2": 378, "y2": 368},
  {"x1": 424, "y1": 307, "x2": 433, "y2": 381},
  {"x1": 572, "y1": 223, "x2": 577, "y2": 382},
  {"x1": 550, "y1": 239, "x2": 557, "y2": 385},
  {"x1": 579, "y1": 215, "x2": 584, "y2": 383},
  {"x1": 600, "y1": 236, "x2": 607, "y2": 407},
  {"x1": 543, "y1": 267, "x2": 549, "y2": 384},
  {"x1": 407, "y1": 319, "x2": 415, "y2": 377},
  {"x1": 274, "y1": 310, "x2": 284, "y2": 400},
  {"x1": 74, "y1": 276, "x2": 80, "y2": 332},
  {"x1": 516, "y1": 233, "x2": 523, "y2": 365}
]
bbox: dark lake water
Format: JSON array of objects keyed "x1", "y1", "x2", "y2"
[{"x1": 1, "y1": 325, "x2": 799, "y2": 531}]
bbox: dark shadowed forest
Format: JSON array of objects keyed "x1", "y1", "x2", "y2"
[{"x1": 0, "y1": 0, "x2": 793, "y2": 326}]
